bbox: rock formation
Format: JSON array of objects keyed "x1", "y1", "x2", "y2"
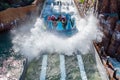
[
  {"x1": 97, "y1": 0, "x2": 120, "y2": 61},
  {"x1": 0, "y1": 0, "x2": 44, "y2": 32}
]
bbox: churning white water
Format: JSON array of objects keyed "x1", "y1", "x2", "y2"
[{"x1": 11, "y1": 14, "x2": 103, "y2": 60}]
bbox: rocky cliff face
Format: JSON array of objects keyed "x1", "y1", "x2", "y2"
[
  {"x1": 0, "y1": 0, "x2": 44, "y2": 32},
  {"x1": 0, "y1": 0, "x2": 44, "y2": 79},
  {"x1": 97, "y1": 0, "x2": 120, "y2": 61}
]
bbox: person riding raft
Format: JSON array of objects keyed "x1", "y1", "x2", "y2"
[{"x1": 47, "y1": 15, "x2": 67, "y2": 29}]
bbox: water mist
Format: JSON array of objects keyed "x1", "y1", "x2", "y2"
[{"x1": 12, "y1": 14, "x2": 103, "y2": 60}]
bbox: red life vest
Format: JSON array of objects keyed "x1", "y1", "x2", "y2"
[
  {"x1": 51, "y1": 15, "x2": 56, "y2": 21},
  {"x1": 48, "y1": 16, "x2": 51, "y2": 20}
]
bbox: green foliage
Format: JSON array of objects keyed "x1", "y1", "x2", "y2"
[
  {"x1": 79, "y1": 0, "x2": 95, "y2": 4},
  {"x1": 0, "y1": 0, "x2": 34, "y2": 11},
  {"x1": 92, "y1": 0, "x2": 95, "y2": 3},
  {"x1": 79, "y1": 0, "x2": 84, "y2": 3},
  {"x1": 0, "y1": 3, "x2": 10, "y2": 9},
  {"x1": 0, "y1": 1, "x2": 11, "y2": 11}
]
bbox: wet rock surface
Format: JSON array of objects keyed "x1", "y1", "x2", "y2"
[
  {"x1": 0, "y1": 32, "x2": 28, "y2": 80},
  {"x1": 0, "y1": 0, "x2": 45, "y2": 32},
  {"x1": 0, "y1": 55, "x2": 26, "y2": 80},
  {"x1": 95, "y1": 0, "x2": 120, "y2": 79},
  {"x1": 97, "y1": 0, "x2": 120, "y2": 60}
]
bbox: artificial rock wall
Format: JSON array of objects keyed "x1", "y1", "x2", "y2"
[
  {"x1": 97, "y1": 0, "x2": 120, "y2": 61},
  {"x1": 0, "y1": 0, "x2": 44, "y2": 32}
]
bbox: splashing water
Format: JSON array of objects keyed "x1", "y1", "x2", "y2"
[{"x1": 12, "y1": 14, "x2": 103, "y2": 60}]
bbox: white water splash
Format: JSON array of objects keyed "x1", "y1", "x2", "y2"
[{"x1": 12, "y1": 14, "x2": 103, "y2": 60}]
